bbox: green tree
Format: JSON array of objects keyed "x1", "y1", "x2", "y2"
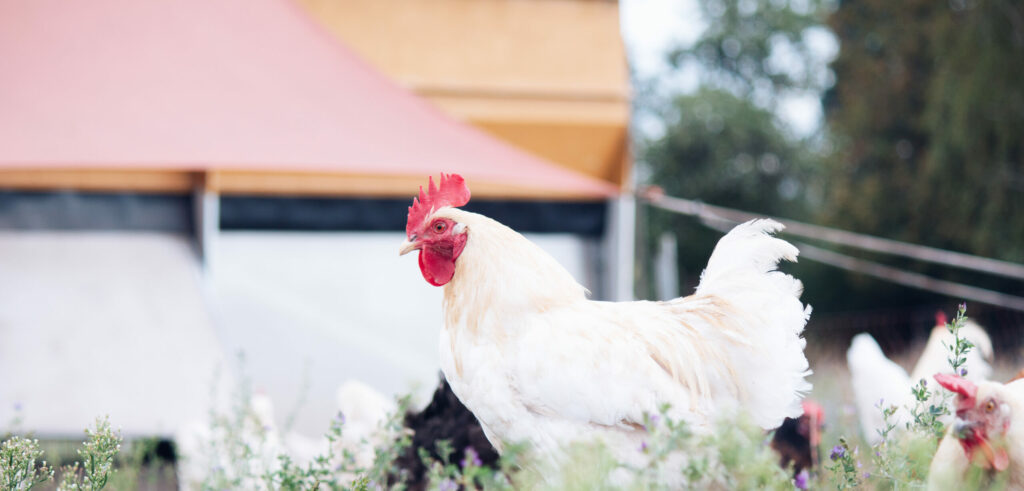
[
  {"x1": 639, "y1": 0, "x2": 1024, "y2": 316},
  {"x1": 824, "y1": 0, "x2": 1024, "y2": 262},
  {"x1": 668, "y1": 0, "x2": 834, "y2": 101},
  {"x1": 645, "y1": 89, "x2": 820, "y2": 220},
  {"x1": 637, "y1": 0, "x2": 833, "y2": 296},
  {"x1": 641, "y1": 88, "x2": 823, "y2": 298}
]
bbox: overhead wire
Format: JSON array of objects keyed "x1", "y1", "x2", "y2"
[
  {"x1": 645, "y1": 192, "x2": 1024, "y2": 281},
  {"x1": 641, "y1": 191, "x2": 1024, "y2": 312}
]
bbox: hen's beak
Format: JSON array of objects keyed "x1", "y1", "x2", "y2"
[
  {"x1": 953, "y1": 417, "x2": 977, "y2": 438},
  {"x1": 399, "y1": 238, "x2": 420, "y2": 256}
]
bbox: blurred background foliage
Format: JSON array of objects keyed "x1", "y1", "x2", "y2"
[
  {"x1": 824, "y1": 0, "x2": 1024, "y2": 262},
  {"x1": 636, "y1": 0, "x2": 1024, "y2": 344}
]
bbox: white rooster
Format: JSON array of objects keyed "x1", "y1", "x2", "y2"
[
  {"x1": 928, "y1": 374, "x2": 1024, "y2": 490},
  {"x1": 847, "y1": 314, "x2": 994, "y2": 444},
  {"x1": 399, "y1": 173, "x2": 811, "y2": 460}
]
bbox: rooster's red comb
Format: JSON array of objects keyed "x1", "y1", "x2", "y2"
[
  {"x1": 406, "y1": 173, "x2": 471, "y2": 236},
  {"x1": 935, "y1": 310, "x2": 948, "y2": 327}
]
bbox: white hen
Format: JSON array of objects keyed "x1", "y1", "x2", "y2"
[
  {"x1": 175, "y1": 392, "x2": 285, "y2": 490},
  {"x1": 334, "y1": 379, "x2": 396, "y2": 468},
  {"x1": 846, "y1": 333, "x2": 914, "y2": 444},
  {"x1": 847, "y1": 317, "x2": 994, "y2": 444},
  {"x1": 910, "y1": 319, "x2": 993, "y2": 383},
  {"x1": 928, "y1": 376, "x2": 1024, "y2": 490}
]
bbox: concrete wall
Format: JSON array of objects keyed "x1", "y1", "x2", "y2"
[{"x1": 207, "y1": 231, "x2": 600, "y2": 435}]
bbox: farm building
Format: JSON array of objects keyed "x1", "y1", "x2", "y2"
[{"x1": 0, "y1": 0, "x2": 631, "y2": 437}]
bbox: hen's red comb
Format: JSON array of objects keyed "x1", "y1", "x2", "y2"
[
  {"x1": 406, "y1": 173, "x2": 471, "y2": 236},
  {"x1": 934, "y1": 373, "x2": 978, "y2": 411},
  {"x1": 802, "y1": 399, "x2": 825, "y2": 424}
]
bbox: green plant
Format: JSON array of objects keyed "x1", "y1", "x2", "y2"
[
  {"x1": 944, "y1": 304, "x2": 974, "y2": 376},
  {"x1": 56, "y1": 416, "x2": 122, "y2": 491},
  {"x1": 0, "y1": 436, "x2": 54, "y2": 490},
  {"x1": 825, "y1": 438, "x2": 861, "y2": 490},
  {"x1": 824, "y1": 303, "x2": 981, "y2": 489}
]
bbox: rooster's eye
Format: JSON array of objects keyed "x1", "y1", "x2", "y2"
[
  {"x1": 985, "y1": 401, "x2": 996, "y2": 413},
  {"x1": 433, "y1": 221, "x2": 447, "y2": 234}
]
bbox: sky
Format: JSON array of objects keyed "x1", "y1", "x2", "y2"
[{"x1": 618, "y1": 0, "x2": 836, "y2": 139}]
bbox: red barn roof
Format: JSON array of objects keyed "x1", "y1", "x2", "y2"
[{"x1": 0, "y1": 0, "x2": 616, "y2": 199}]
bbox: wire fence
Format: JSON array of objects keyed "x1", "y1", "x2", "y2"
[
  {"x1": 805, "y1": 304, "x2": 1024, "y2": 363},
  {"x1": 638, "y1": 190, "x2": 1024, "y2": 358},
  {"x1": 641, "y1": 190, "x2": 1024, "y2": 313}
]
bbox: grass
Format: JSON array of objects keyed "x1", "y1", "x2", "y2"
[{"x1": 2, "y1": 304, "x2": 1016, "y2": 490}]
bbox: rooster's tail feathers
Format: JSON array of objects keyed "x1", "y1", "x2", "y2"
[
  {"x1": 698, "y1": 219, "x2": 802, "y2": 301},
  {"x1": 695, "y1": 219, "x2": 812, "y2": 427}
]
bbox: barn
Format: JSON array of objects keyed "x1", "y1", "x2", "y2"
[{"x1": 0, "y1": 0, "x2": 631, "y2": 436}]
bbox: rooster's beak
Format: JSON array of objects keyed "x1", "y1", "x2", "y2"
[{"x1": 399, "y1": 238, "x2": 420, "y2": 256}]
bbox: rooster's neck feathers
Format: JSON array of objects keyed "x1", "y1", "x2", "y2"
[{"x1": 435, "y1": 208, "x2": 587, "y2": 336}]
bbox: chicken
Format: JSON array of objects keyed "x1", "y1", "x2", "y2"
[
  {"x1": 399, "y1": 173, "x2": 812, "y2": 461},
  {"x1": 175, "y1": 392, "x2": 286, "y2": 490},
  {"x1": 847, "y1": 333, "x2": 916, "y2": 444},
  {"x1": 928, "y1": 374, "x2": 1024, "y2": 490},
  {"x1": 391, "y1": 376, "x2": 499, "y2": 489},
  {"x1": 909, "y1": 312, "x2": 994, "y2": 383},
  {"x1": 335, "y1": 379, "x2": 396, "y2": 469},
  {"x1": 846, "y1": 313, "x2": 994, "y2": 444},
  {"x1": 771, "y1": 399, "x2": 825, "y2": 476},
  {"x1": 175, "y1": 382, "x2": 397, "y2": 490}
]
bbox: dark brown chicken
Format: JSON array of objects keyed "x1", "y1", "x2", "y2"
[
  {"x1": 771, "y1": 399, "x2": 825, "y2": 476},
  {"x1": 390, "y1": 376, "x2": 499, "y2": 490}
]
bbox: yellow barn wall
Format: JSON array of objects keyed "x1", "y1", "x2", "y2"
[{"x1": 298, "y1": 0, "x2": 632, "y2": 188}]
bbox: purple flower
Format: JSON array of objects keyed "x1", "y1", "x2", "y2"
[
  {"x1": 12, "y1": 402, "x2": 21, "y2": 411},
  {"x1": 438, "y1": 478, "x2": 458, "y2": 491},
  {"x1": 648, "y1": 414, "x2": 661, "y2": 429},
  {"x1": 639, "y1": 441, "x2": 648, "y2": 453},
  {"x1": 793, "y1": 469, "x2": 809, "y2": 490},
  {"x1": 461, "y1": 447, "x2": 482, "y2": 468},
  {"x1": 862, "y1": 472, "x2": 871, "y2": 479},
  {"x1": 830, "y1": 445, "x2": 846, "y2": 461},
  {"x1": 336, "y1": 411, "x2": 346, "y2": 425},
  {"x1": 921, "y1": 378, "x2": 927, "y2": 387},
  {"x1": 960, "y1": 368, "x2": 967, "y2": 377}
]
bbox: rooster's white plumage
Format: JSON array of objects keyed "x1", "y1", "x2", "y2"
[{"x1": 400, "y1": 174, "x2": 812, "y2": 460}]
